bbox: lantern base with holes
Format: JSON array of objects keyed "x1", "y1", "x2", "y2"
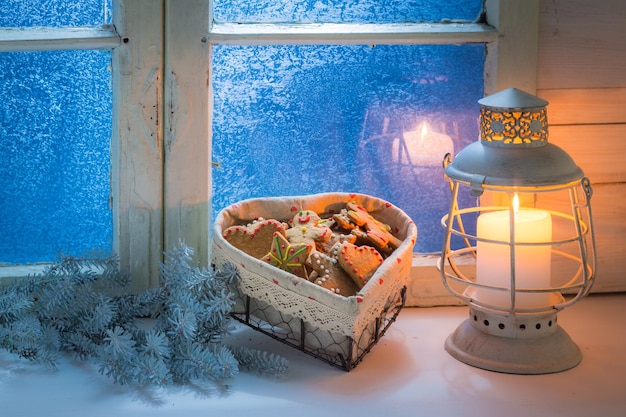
[
  {"x1": 212, "y1": 193, "x2": 417, "y2": 371},
  {"x1": 445, "y1": 303, "x2": 582, "y2": 374}
]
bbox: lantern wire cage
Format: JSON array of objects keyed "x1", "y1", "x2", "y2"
[
  {"x1": 438, "y1": 171, "x2": 597, "y2": 374},
  {"x1": 440, "y1": 178, "x2": 597, "y2": 315}
]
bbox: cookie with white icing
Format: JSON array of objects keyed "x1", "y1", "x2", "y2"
[{"x1": 306, "y1": 250, "x2": 359, "y2": 296}]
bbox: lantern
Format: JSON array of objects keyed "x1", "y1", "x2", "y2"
[{"x1": 439, "y1": 88, "x2": 597, "y2": 374}]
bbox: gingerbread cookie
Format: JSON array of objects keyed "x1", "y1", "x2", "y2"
[
  {"x1": 337, "y1": 241, "x2": 384, "y2": 289},
  {"x1": 263, "y1": 231, "x2": 312, "y2": 278},
  {"x1": 223, "y1": 218, "x2": 286, "y2": 259},
  {"x1": 316, "y1": 229, "x2": 357, "y2": 254},
  {"x1": 346, "y1": 202, "x2": 402, "y2": 253},
  {"x1": 306, "y1": 251, "x2": 360, "y2": 296},
  {"x1": 332, "y1": 208, "x2": 358, "y2": 231},
  {"x1": 285, "y1": 210, "x2": 332, "y2": 248}
]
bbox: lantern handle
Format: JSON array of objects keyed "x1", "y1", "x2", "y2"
[
  {"x1": 582, "y1": 177, "x2": 593, "y2": 200},
  {"x1": 442, "y1": 153, "x2": 453, "y2": 192},
  {"x1": 469, "y1": 174, "x2": 486, "y2": 197}
]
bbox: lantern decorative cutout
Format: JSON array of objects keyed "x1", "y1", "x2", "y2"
[{"x1": 439, "y1": 88, "x2": 597, "y2": 374}]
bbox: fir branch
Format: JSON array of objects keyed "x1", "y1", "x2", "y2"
[
  {"x1": 0, "y1": 241, "x2": 289, "y2": 388},
  {"x1": 170, "y1": 341, "x2": 238, "y2": 383},
  {"x1": 115, "y1": 287, "x2": 166, "y2": 321},
  {"x1": 1, "y1": 315, "x2": 59, "y2": 369},
  {"x1": 79, "y1": 295, "x2": 117, "y2": 335},
  {"x1": 139, "y1": 330, "x2": 171, "y2": 359},
  {"x1": 230, "y1": 345, "x2": 289, "y2": 377},
  {"x1": 63, "y1": 332, "x2": 99, "y2": 361},
  {"x1": 133, "y1": 354, "x2": 173, "y2": 387},
  {"x1": 39, "y1": 324, "x2": 61, "y2": 354},
  {"x1": 103, "y1": 326, "x2": 137, "y2": 358},
  {"x1": 0, "y1": 287, "x2": 33, "y2": 324},
  {"x1": 213, "y1": 262, "x2": 241, "y2": 287},
  {"x1": 165, "y1": 307, "x2": 198, "y2": 341},
  {"x1": 98, "y1": 354, "x2": 135, "y2": 386}
]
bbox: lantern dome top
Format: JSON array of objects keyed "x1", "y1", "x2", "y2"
[
  {"x1": 478, "y1": 87, "x2": 548, "y2": 110},
  {"x1": 445, "y1": 88, "x2": 584, "y2": 192}
]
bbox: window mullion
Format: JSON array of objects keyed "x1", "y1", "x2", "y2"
[
  {"x1": 208, "y1": 21, "x2": 497, "y2": 45},
  {"x1": 112, "y1": 0, "x2": 165, "y2": 292},
  {"x1": 163, "y1": 0, "x2": 211, "y2": 268},
  {"x1": 484, "y1": 0, "x2": 539, "y2": 95},
  {"x1": 0, "y1": 26, "x2": 120, "y2": 52}
]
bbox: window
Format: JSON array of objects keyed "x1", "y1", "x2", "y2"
[
  {"x1": 0, "y1": 1, "x2": 115, "y2": 264},
  {"x1": 210, "y1": 1, "x2": 487, "y2": 253},
  {"x1": 1, "y1": 0, "x2": 538, "y2": 296},
  {"x1": 0, "y1": 0, "x2": 110, "y2": 27},
  {"x1": 0, "y1": 49, "x2": 112, "y2": 263},
  {"x1": 211, "y1": 43, "x2": 484, "y2": 253},
  {"x1": 212, "y1": 0, "x2": 482, "y2": 22}
]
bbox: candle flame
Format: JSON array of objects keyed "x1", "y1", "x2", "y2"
[
  {"x1": 421, "y1": 123, "x2": 428, "y2": 140},
  {"x1": 513, "y1": 193, "x2": 520, "y2": 215}
]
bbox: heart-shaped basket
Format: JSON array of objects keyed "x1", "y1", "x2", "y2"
[{"x1": 211, "y1": 192, "x2": 417, "y2": 370}]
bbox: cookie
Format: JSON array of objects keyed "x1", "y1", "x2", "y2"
[
  {"x1": 285, "y1": 210, "x2": 332, "y2": 248},
  {"x1": 332, "y1": 208, "x2": 358, "y2": 231},
  {"x1": 263, "y1": 231, "x2": 312, "y2": 278},
  {"x1": 345, "y1": 202, "x2": 402, "y2": 253},
  {"x1": 223, "y1": 218, "x2": 286, "y2": 259},
  {"x1": 337, "y1": 241, "x2": 384, "y2": 289},
  {"x1": 306, "y1": 251, "x2": 360, "y2": 296},
  {"x1": 349, "y1": 228, "x2": 392, "y2": 257},
  {"x1": 316, "y1": 229, "x2": 357, "y2": 254}
]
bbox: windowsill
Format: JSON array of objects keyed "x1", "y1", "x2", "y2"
[
  {"x1": 209, "y1": 21, "x2": 498, "y2": 44},
  {"x1": 407, "y1": 253, "x2": 466, "y2": 307},
  {"x1": 0, "y1": 253, "x2": 455, "y2": 304},
  {"x1": 0, "y1": 253, "x2": 576, "y2": 308},
  {"x1": 0, "y1": 264, "x2": 50, "y2": 282},
  {"x1": 2, "y1": 293, "x2": 624, "y2": 416}
]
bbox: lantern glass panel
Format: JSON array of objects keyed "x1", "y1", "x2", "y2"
[{"x1": 441, "y1": 183, "x2": 595, "y2": 314}]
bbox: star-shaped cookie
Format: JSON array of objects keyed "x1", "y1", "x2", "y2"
[{"x1": 263, "y1": 231, "x2": 312, "y2": 278}]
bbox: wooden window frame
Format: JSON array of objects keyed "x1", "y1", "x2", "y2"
[{"x1": 0, "y1": 0, "x2": 539, "y2": 306}]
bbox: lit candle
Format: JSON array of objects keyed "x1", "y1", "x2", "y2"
[
  {"x1": 475, "y1": 195, "x2": 552, "y2": 309},
  {"x1": 392, "y1": 122, "x2": 453, "y2": 167}
]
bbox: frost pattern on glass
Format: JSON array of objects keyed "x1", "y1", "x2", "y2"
[
  {"x1": 213, "y1": 0, "x2": 482, "y2": 23},
  {"x1": 0, "y1": 51, "x2": 112, "y2": 264},
  {"x1": 0, "y1": 0, "x2": 111, "y2": 27},
  {"x1": 212, "y1": 44, "x2": 483, "y2": 252}
]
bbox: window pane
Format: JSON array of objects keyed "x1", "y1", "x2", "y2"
[
  {"x1": 0, "y1": 0, "x2": 111, "y2": 27},
  {"x1": 0, "y1": 50, "x2": 112, "y2": 264},
  {"x1": 213, "y1": 0, "x2": 482, "y2": 23},
  {"x1": 212, "y1": 44, "x2": 483, "y2": 253}
]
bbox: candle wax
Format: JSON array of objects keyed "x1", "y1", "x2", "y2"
[{"x1": 476, "y1": 208, "x2": 552, "y2": 309}]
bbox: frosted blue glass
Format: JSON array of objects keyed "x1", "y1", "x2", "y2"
[
  {"x1": 212, "y1": 44, "x2": 483, "y2": 253},
  {"x1": 0, "y1": 0, "x2": 111, "y2": 27},
  {"x1": 0, "y1": 50, "x2": 112, "y2": 264},
  {"x1": 214, "y1": 0, "x2": 482, "y2": 23}
]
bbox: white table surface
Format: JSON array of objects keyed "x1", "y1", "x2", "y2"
[{"x1": 2, "y1": 293, "x2": 625, "y2": 417}]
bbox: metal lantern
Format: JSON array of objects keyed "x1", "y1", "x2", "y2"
[{"x1": 439, "y1": 88, "x2": 597, "y2": 374}]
